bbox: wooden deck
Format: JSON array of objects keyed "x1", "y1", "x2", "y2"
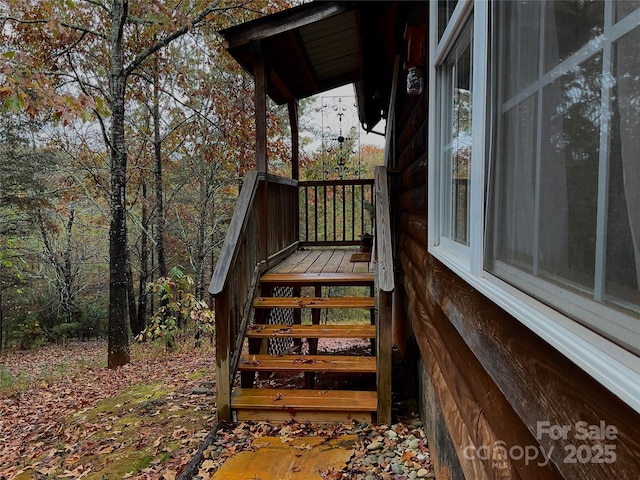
[{"x1": 267, "y1": 248, "x2": 372, "y2": 275}]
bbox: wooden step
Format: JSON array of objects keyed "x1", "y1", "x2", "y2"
[
  {"x1": 260, "y1": 272, "x2": 374, "y2": 286},
  {"x1": 239, "y1": 354, "x2": 376, "y2": 373},
  {"x1": 231, "y1": 388, "x2": 377, "y2": 422},
  {"x1": 246, "y1": 324, "x2": 376, "y2": 339},
  {"x1": 253, "y1": 296, "x2": 375, "y2": 309}
]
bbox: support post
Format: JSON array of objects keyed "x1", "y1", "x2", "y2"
[
  {"x1": 252, "y1": 41, "x2": 269, "y2": 262},
  {"x1": 377, "y1": 289, "x2": 393, "y2": 424},
  {"x1": 214, "y1": 291, "x2": 231, "y2": 421},
  {"x1": 375, "y1": 166, "x2": 395, "y2": 424},
  {"x1": 252, "y1": 41, "x2": 267, "y2": 174},
  {"x1": 289, "y1": 99, "x2": 299, "y2": 180}
]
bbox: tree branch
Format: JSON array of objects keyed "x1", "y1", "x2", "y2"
[
  {"x1": 123, "y1": 1, "x2": 241, "y2": 78},
  {"x1": 79, "y1": 0, "x2": 109, "y2": 14},
  {"x1": 0, "y1": 15, "x2": 109, "y2": 40}
]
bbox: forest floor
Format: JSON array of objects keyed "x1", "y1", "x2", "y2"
[
  {"x1": 0, "y1": 339, "x2": 217, "y2": 479},
  {"x1": 0, "y1": 338, "x2": 431, "y2": 480}
]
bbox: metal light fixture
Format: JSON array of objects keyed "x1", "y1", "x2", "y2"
[
  {"x1": 406, "y1": 66, "x2": 424, "y2": 95},
  {"x1": 404, "y1": 23, "x2": 426, "y2": 95}
]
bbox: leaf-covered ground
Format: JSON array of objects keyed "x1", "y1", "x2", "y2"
[
  {"x1": 1, "y1": 339, "x2": 432, "y2": 480},
  {"x1": 0, "y1": 340, "x2": 217, "y2": 479}
]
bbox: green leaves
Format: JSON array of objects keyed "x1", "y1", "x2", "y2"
[
  {"x1": 2, "y1": 94, "x2": 25, "y2": 113},
  {"x1": 138, "y1": 267, "x2": 214, "y2": 349}
]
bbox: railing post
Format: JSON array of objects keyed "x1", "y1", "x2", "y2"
[
  {"x1": 377, "y1": 289, "x2": 392, "y2": 424},
  {"x1": 214, "y1": 289, "x2": 232, "y2": 422},
  {"x1": 375, "y1": 166, "x2": 394, "y2": 425}
]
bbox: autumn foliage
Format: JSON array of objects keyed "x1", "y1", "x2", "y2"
[{"x1": 0, "y1": 0, "x2": 294, "y2": 362}]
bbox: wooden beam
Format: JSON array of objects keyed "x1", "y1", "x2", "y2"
[
  {"x1": 384, "y1": 56, "x2": 400, "y2": 168},
  {"x1": 270, "y1": 69, "x2": 294, "y2": 103},
  {"x1": 253, "y1": 45, "x2": 268, "y2": 174},
  {"x1": 288, "y1": 30, "x2": 320, "y2": 92},
  {"x1": 289, "y1": 99, "x2": 299, "y2": 180},
  {"x1": 252, "y1": 47, "x2": 269, "y2": 261},
  {"x1": 222, "y1": 2, "x2": 349, "y2": 50}
]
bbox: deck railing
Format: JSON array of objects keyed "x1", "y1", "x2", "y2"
[
  {"x1": 209, "y1": 171, "x2": 299, "y2": 421},
  {"x1": 299, "y1": 179, "x2": 375, "y2": 246},
  {"x1": 374, "y1": 165, "x2": 394, "y2": 425}
]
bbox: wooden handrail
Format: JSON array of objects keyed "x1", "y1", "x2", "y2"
[
  {"x1": 209, "y1": 170, "x2": 260, "y2": 297},
  {"x1": 209, "y1": 171, "x2": 299, "y2": 421},
  {"x1": 299, "y1": 179, "x2": 374, "y2": 187}
]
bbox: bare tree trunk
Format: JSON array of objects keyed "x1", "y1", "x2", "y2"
[
  {"x1": 195, "y1": 176, "x2": 208, "y2": 301},
  {"x1": 126, "y1": 257, "x2": 137, "y2": 332},
  {"x1": 0, "y1": 285, "x2": 4, "y2": 355},
  {"x1": 107, "y1": 0, "x2": 131, "y2": 369},
  {"x1": 63, "y1": 206, "x2": 76, "y2": 323},
  {"x1": 153, "y1": 60, "x2": 167, "y2": 280},
  {"x1": 36, "y1": 208, "x2": 78, "y2": 324},
  {"x1": 135, "y1": 181, "x2": 149, "y2": 335}
]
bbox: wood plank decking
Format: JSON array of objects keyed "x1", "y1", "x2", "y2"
[
  {"x1": 231, "y1": 389, "x2": 377, "y2": 422},
  {"x1": 246, "y1": 324, "x2": 376, "y2": 338},
  {"x1": 253, "y1": 296, "x2": 375, "y2": 309},
  {"x1": 239, "y1": 354, "x2": 376, "y2": 373},
  {"x1": 267, "y1": 248, "x2": 372, "y2": 274}
]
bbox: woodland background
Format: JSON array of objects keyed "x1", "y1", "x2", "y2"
[{"x1": 0, "y1": 0, "x2": 382, "y2": 364}]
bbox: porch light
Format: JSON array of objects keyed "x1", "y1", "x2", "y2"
[
  {"x1": 406, "y1": 66, "x2": 424, "y2": 95},
  {"x1": 404, "y1": 23, "x2": 426, "y2": 95}
]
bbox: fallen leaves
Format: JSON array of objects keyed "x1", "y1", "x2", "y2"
[
  {"x1": 0, "y1": 340, "x2": 216, "y2": 479},
  {"x1": 319, "y1": 466, "x2": 342, "y2": 479}
]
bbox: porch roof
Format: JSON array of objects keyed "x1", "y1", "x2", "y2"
[{"x1": 219, "y1": 1, "x2": 398, "y2": 131}]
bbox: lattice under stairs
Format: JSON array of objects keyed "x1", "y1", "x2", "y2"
[{"x1": 230, "y1": 272, "x2": 378, "y2": 422}]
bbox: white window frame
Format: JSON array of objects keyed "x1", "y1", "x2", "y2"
[
  {"x1": 429, "y1": 0, "x2": 476, "y2": 263},
  {"x1": 427, "y1": 0, "x2": 640, "y2": 413}
]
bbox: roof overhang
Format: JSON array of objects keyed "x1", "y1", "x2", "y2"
[{"x1": 219, "y1": 1, "x2": 398, "y2": 131}]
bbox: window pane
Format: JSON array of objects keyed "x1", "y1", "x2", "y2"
[
  {"x1": 539, "y1": 54, "x2": 602, "y2": 290},
  {"x1": 443, "y1": 35, "x2": 472, "y2": 245},
  {"x1": 615, "y1": 0, "x2": 640, "y2": 23},
  {"x1": 438, "y1": 0, "x2": 459, "y2": 40},
  {"x1": 502, "y1": 1, "x2": 540, "y2": 99},
  {"x1": 606, "y1": 26, "x2": 640, "y2": 309},
  {"x1": 490, "y1": 94, "x2": 538, "y2": 270},
  {"x1": 488, "y1": 0, "x2": 640, "y2": 353},
  {"x1": 544, "y1": 0, "x2": 604, "y2": 73}
]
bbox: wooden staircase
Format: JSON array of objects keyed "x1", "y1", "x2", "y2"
[{"x1": 230, "y1": 271, "x2": 378, "y2": 422}]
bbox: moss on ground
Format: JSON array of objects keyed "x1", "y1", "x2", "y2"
[{"x1": 17, "y1": 380, "x2": 213, "y2": 479}]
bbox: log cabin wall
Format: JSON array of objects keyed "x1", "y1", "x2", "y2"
[{"x1": 391, "y1": 5, "x2": 640, "y2": 480}]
